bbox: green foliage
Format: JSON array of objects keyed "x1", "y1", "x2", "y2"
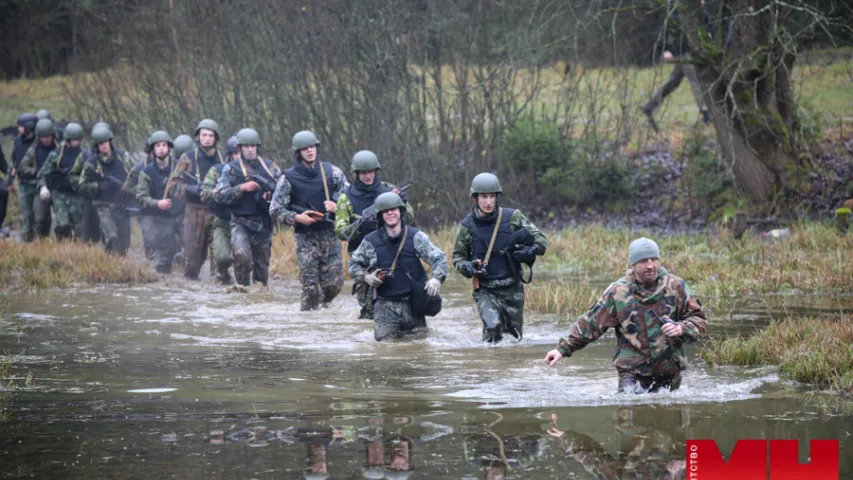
[
  {"x1": 682, "y1": 127, "x2": 733, "y2": 207},
  {"x1": 791, "y1": 97, "x2": 825, "y2": 147}
]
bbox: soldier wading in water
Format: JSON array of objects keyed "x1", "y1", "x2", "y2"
[
  {"x1": 544, "y1": 238, "x2": 708, "y2": 393},
  {"x1": 349, "y1": 192, "x2": 448, "y2": 341}
]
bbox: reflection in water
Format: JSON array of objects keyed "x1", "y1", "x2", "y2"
[
  {"x1": 548, "y1": 407, "x2": 688, "y2": 480},
  {"x1": 463, "y1": 412, "x2": 543, "y2": 480}
]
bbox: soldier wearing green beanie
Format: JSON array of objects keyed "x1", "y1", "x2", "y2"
[{"x1": 544, "y1": 237, "x2": 707, "y2": 394}]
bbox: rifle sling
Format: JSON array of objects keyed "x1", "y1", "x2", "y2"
[{"x1": 483, "y1": 207, "x2": 503, "y2": 267}]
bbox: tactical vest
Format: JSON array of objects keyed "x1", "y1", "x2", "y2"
[
  {"x1": 346, "y1": 180, "x2": 393, "y2": 252},
  {"x1": 13, "y1": 135, "x2": 35, "y2": 168},
  {"x1": 229, "y1": 158, "x2": 275, "y2": 218},
  {"x1": 284, "y1": 161, "x2": 335, "y2": 234},
  {"x1": 87, "y1": 152, "x2": 128, "y2": 203},
  {"x1": 142, "y1": 159, "x2": 184, "y2": 217},
  {"x1": 50, "y1": 144, "x2": 82, "y2": 193},
  {"x1": 184, "y1": 147, "x2": 225, "y2": 205},
  {"x1": 208, "y1": 163, "x2": 230, "y2": 220},
  {"x1": 460, "y1": 208, "x2": 515, "y2": 281},
  {"x1": 365, "y1": 226, "x2": 427, "y2": 300}
]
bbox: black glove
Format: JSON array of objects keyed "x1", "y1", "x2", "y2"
[
  {"x1": 459, "y1": 261, "x2": 478, "y2": 278},
  {"x1": 185, "y1": 184, "x2": 202, "y2": 196},
  {"x1": 511, "y1": 245, "x2": 537, "y2": 264}
]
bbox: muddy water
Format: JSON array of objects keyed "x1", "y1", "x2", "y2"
[{"x1": 1, "y1": 278, "x2": 852, "y2": 479}]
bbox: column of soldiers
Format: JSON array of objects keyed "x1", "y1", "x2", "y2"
[{"x1": 7, "y1": 112, "x2": 707, "y2": 394}]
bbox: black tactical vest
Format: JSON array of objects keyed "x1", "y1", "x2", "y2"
[
  {"x1": 51, "y1": 144, "x2": 82, "y2": 193},
  {"x1": 284, "y1": 160, "x2": 336, "y2": 234},
  {"x1": 185, "y1": 147, "x2": 225, "y2": 205},
  {"x1": 460, "y1": 208, "x2": 515, "y2": 281},
  {"x1": 87, "y1": 152, "x2": 128, "y2": 203},
  {"x1": 365, "y1": 226, "x2": 427, "y2": 300},
  {"x1": 142, "y1": 159, "x2": 184, "y2": 217},
  {"x1": 346, "y1": 180, "x2": 393, "y2": 252},
  {"x1": 229, "y1": 158, "x2": 275, "y2": 218},
  {"x1": 208, "y1": 163, "x2": 230, "y2": 220},
  {"x1": 13, "y1": 135, "x2": 34, "y2": 168}
]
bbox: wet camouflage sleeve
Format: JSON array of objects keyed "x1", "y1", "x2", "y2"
[
  {"x1": 557, "y1": 284, "x2": 622, "y2": 357},
  {"x1": 200, "y1": 165, "x2": 220, "y2": 205},
  {"x1": 413, "y1": 230, "x2": 449, "y2": 282},
  {"x1": 166, "y1": 153, "x2": 192, "y2": 199},
  {"x1": 213, "y1": 163, "x2": 245, "y2": 205},
  {"x1": 452, "y1": 223, "x2": 475, "y2": 273},
  {"x1": 347, "y1": 238, "x2": 378, "y2": 281},
  {"x1": 36, "y1": 150, "x2": 59, "y2": 189},
  {"x1": 510, "y1": 209, "x2": 547, "y2": 255},
  {"x1": 69, "y1": 153, "x2": 88, "y2": 195},
  {"x1": 125, "y1": 161, "x2": 144, "y2": 195},
  {"x1": 136, "y1": 169, "x2": 159, "y2": 209},
  {"x1": 674, "y1": 280, "x2": 706, "y2": 342},
  {"x1": 17, "y1": 145, "x2": 37, "y2": 180},
  {"x1": 76, "y1": 157, "x2": 100, "y2": 198},
  {"x1": 328, "y1": 164, "x2": 349, "y2": 201},
  {"x1": 269, "y1": 176, "x2": 296, "y2": 225},
  {"x1": 334, "y1": 192, "x2": 354, "y2": 240}
]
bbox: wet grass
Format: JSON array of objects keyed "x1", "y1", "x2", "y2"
[
  {"x1": 524, "y1": 279, "x2": 599, "y2": 316},
  {"x1": 0, "y1": 240, "x2": 156, "y2": 290},
  {"x1": 701, "y1": 315, "x2": 853, "y2": 395}
]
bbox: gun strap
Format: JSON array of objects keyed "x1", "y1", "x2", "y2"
[
  {"x1": 389, "y1": 226, "x2": 408, "y2": 273},
  {"x1": 483, "y1": 208, "x2": 503, "y2": 266},
  {"x1": 319, "y1": 162, "x2": 331, "y2": 202},
  {"x1": 238, "y1": 155, "x2": 273, "y2": 178}
]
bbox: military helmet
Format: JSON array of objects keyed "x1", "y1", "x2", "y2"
[
  {"x1": 194, "y1": 119, "x2": 220, "y2": 139},
  {"x1": 144, "y1": 136, "x2": 154, "y2": 154},
  {"x1": 63, "y1": 122, "x2": 85, "y2": 141},
  {"x1": 18, "y1": 113, "x2": 38, "y2": 129},
  {"x1": 36, "y1": 109, "x2": 53, "y2": 121},
  {"x1": 291, "y1": 130, "x2": 320, "y2": 152},
  {"x1": 92, "y1": 121, "x2": 111, "y2": 132},
  {"x1": 35, "y1": 118, "x2": 55, "y2": 137},
  {"x1": 469, "y1": 172, "x2": 502, "y2": 196},
  {"x1": 173, "y1": 134, "x2": 194, "y2": 158},
  {"x1": 236, "y1": 128, "x2": 261, "y2": 146},
  {"x1": 374, "y1": 191, "x2": 405, "y2": 214},
  {"x1": 91, "y1": 124, "x2": 114, "y2": 144},
  {"x1": 351, "y1": 150, "x2": 380, "y2": 172},
  {"x1": 149, "y1": 130, "x2": 173, "y2": 147},
  {"x1": 226, "y1": 136, "x2": 239, "y2": 154}
]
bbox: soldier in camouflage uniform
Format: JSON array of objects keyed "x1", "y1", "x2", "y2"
[
  {"x1": 270, "y1": 130, "x2": 348, "y2": 310},
  {"x1": 172, "y1": 134, "x2": 195, "y2": 161},
  {"x1": 335, "y1": 150, "x2": 414, "y2": 319},
  {"x1": 200, "y1": 135, "x2": 238, "y2": 284},
  {"x1": 69, "y1": 122, "x2": 119, "y2": 244},
  {"x1": 453, "y1": 173, "x2": 547, "y2": 343},
  {"x1": 214, "y1": 128, "x2": 281, "y2": 286},
  {"x1": 545, "y1": 238, "x2": 707, "y2": 393},
  {"x1": 167, "y1": 119, "x2": 227, "y2": 279},
  {"x1": 18, "y1": 118, "x2": 58, "y2": 241},
  {"x1": 137, "y1": 131, "x2": 184, "y2": 273},
  {"x1": 348, "y1": 192, "x2": 447, "y2": 341},
  {"x1": 6, "y1": 113, "x2": 39, "y2": 237},
  {"x1": 35, "y1": 122, "x2": 86, "y2": 240},
  {"x1": 76, "y1": 125, "x2": 136, "y2": 255}
]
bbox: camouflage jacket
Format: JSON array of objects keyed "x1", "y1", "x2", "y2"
[
  {"x1": 136, "y1": 157, "x2": 175, "y2": 210},
  {"x1": 214, "y1": 156, "x2": 282, "y2": 233},
  {"x1": 556, "y1": 267, "x2": 707, "y2": 374},
  {"x1": 269, "y1": 161, "x2": 349, "y2": 226},
  {"x1": 17, "y1": 140, "x2": 57, "y2": 184},
  {"x1": 36, "y1": 141, "x2": 80, "y2": 190},
  {"x1": 452, "y1": 207, "x2": 547, "y2": 288},
  {"x1": 334, "y1": 183, "x2": 416, "y2": 242},
  {"x1": 166, "y1": 148, "x2": 227, "y2": 200},
  {"x1": 76, "y1": 150, "x2": 136, "y2": 205},
  {"x1": 200, "y1": 163, "x2": 220, "y2": 205},
  {"x1": 348, "y1": 226, "x2": 449, "y2": 283}
]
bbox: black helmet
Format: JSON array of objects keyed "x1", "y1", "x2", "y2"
[{"x1": 18, "y1": 113, "x2": 38, "y2": 130}]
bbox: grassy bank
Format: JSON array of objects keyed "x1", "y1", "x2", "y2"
[
  {"x1": 701, "y1": 315, "x2": 853, "y2": 395},
  {"x1": 0, "y1": 240, "x2": 156, "y2": 289}
]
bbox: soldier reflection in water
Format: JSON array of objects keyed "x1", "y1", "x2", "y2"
[
  {"x1": 547, "y1": 408, "x2": 688, "y2": 480},
  {"x1": 361, "y1": 416, "x2": 415, "y2": 480},
  {"x1": 463, "y1": 412, "x2": 543, "y2": 480}
]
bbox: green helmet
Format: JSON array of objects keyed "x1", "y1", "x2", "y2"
[
  {"x1": 351, "y1": 150, "x2": 380, "y2": 172},
  {"x1": 36, "y1": 109, "x2": 52, "y2": 121},
  {"x1": 236, "y1": 128, "x2": 261, "y2": 146},
  {"x1": 469, "y1": 172, "x2": 502, "y2": 196},
  {"x1": 92, "y1": 121, "x2": 110, "y2": 132},
  {"x1": 194, "y1": 119, "x2": 220, "y2": 139},
  {"x1": 63, "y1": 122, "x2": 85, "y2": 141},
  {"x1": 35, "y1": 118, "x2": 55, "y2": 137},
  {"x1": 173, "y1": 134, "x2": 194, "y2": 158},
  {"x1": 226, "y1": 136, "x2": 239, "y2": 154},
  {"x1": 374, "y1": 191, "x2": 405, "y2": 214},
  {"x1": 91, "y1": 124, "x2": 114, "y2": 144},
  {"x1": 149, "y1": 130, "x2": 173, "y2": 147},
  {"x1": 292, "y1": 130, "x2": 320, "y2": 152}
]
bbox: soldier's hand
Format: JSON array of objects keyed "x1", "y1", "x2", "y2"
[
  {"x1": 365, "y1": 271, "x2": 384, "y2": 288},
  {"x1": 39, "y1": 186, "x2": 51, "y2": 201},
  {"x1": 323, "y1": 200, "x2": 337, "y2": 213},
  {"x1": 262, "y1": 192, "x2": 271, "y2": 202},
  {"x1": 240, "y1": 181, "x2": 260, "y2": 192},
  {"x1": 662, "y1": 321, "x2": 683, "y2": 338},
  {"x1": 663, "y1": 50, "x2": 674, "y2": 62},
  {"x1": 425, "y1": 278, "x2": 441, "y2": 296},
  {"x1": 544, "y1": 349, "x2": 563, "y2": 366},
  {"x1": 157, "y1": 199, "x2": 172, "y2": 211},
  {"x1": 295, "y1": 213, "x2": 318, "y2": 225},
  {"x1": 459, "y1": 261, "x2": 478, "y2": 278}
]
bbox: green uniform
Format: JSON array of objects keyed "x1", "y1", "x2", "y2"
[
  {"x1": 76, "y1": 149, "x2": 136, "y2": 255},
  {"x1": 201, "y1": 164, "x2": 233, "y2": 283},
  {"x1": 36, "y1": 141, "x2": 86, "y2": 239},
  {"x1": 17, "y1": 141, "x2": 55, "y2": 241},
  {"x1": 137, "y1": 156, "x2": 184, "y2": 273},
  {"x1": 69, "y1": 150, "x2": 102, "y2": 243}
]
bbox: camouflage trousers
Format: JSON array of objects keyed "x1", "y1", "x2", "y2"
[
  {"x1": 141, "y1": 215, "x2": 182, "y2": 273},
  {"x1": 183, "y1": 204, "x2": 215, "y2": 279},
  {"x1": 17, "y1": 182, "x2": 51, "y2": 242},
  {"x1": 212, "y1": 216, "x2": 233, "y2": 283},
  {"x1": 295, "y1": 229, "x2": 344, "y2": 311},
  {"x1": 617, "y1": 370, "x2": 682, "y2": 394},
  {"x1": 473, "y1": 278, "x2": 525, "y2": 343},
  {"x1": 352, "y1": 279, "x2": 374, "y2": 319},
  {"x1": 231, "y1": 222, "x2": 271, "y2": 286},
  {"x1": 0, "y1": 178, "x2": 8, "y2": 227},
  {"x1": 51, "y1": 191, "x2": 86, "y2": 240},
  {"x1": 82, "y1": 199, "x2": 101, "y2": 243},
  {"x1": 374, "y1": 297, "x2": 426, "y2": 341},
  {"x1": 95, "y1": 203, "x2": 130, "y2": 255}
]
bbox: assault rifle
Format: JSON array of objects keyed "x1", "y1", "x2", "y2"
[
  {"x1": 341, "y1": 184, "x2": 411, "y2": 241},
  {"x1": 250, "y1": 173, "x2": 277, "y2": 195},
  {"x1": 180, "y1": 171, "x2": 200, "y2": 184},
  {"x1": 44, "y1": 167, "x2": 72, "y2": 191},
  {"x1": 291, "y1": 203, "x2": 334, "y2": 225}
]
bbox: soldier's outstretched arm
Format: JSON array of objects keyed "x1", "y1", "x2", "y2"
[
  {"x1": 348, "y1": 240, "x2": 377, "y2": 282},
  {"x1": 213, "y1": 163, "x2": 243, "y2": 205},
  {"x1": 451, "y1": 223, "x2": 475, "y2": 273},
  {"x1": 334, "y1": 192, "x2": 353, "y2": 240},
  {"x1": 414, "y1": 231, "x2": 449, "y2": 282},
  {"x1": 556, "y1": 285, "x2": 621, "y2": 357},
  {"x1": 510, "y1": 209, "x2": 548, "y2": 255},
  {"x1": 674, "y1": 280, "x2": 707, "y2": 342},
  {"x1": 269, "y1": 176, "x2": 297, "y2": 225},
  {"x1": 166, "y1": 153, "x2": 192, "y2": 199}
]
